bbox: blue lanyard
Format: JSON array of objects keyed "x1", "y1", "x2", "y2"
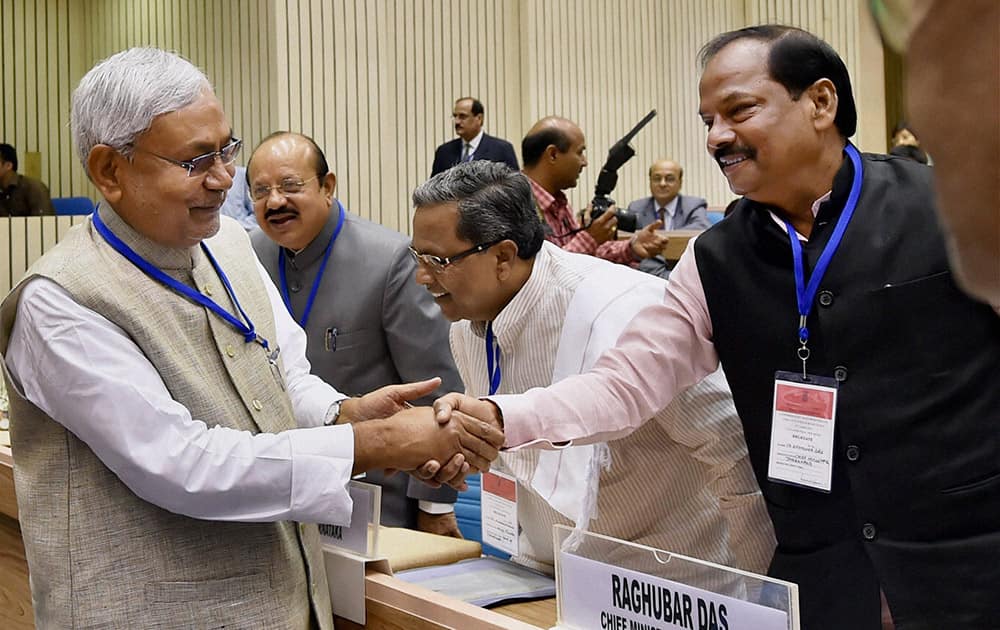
[
  {"x1": 92, "y1": 209, "x2": 269, "y2": 350},
  {"x1": 485, "y1": 321, "x2": 502, "y2": 395},
  {"x1": 784, "y1": 144, "x2": 863, "y2": 376},
  {"x1": 278, "y1": 200, "x2": 346, "y2": 328}
]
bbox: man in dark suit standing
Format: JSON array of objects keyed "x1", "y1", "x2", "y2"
[
  {"x1": 627, "y1": 159, "x2": 710, "y2": 278},
  {"x1": 248, "y1": 132, "x2": 465, "y2": 537},
  {"x1": 628, "y1": 159, "x2": 710, "y2": 230},
  {"x1": 431, "y1": 97, "x2": 519, "y2": 176}
]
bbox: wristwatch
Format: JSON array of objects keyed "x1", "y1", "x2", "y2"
[{"x1": 325, "y1": 398, "x2": 347, "y2": 426}]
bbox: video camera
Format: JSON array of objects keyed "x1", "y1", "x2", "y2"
[{"x1": 590, "y1": 109, "x2": 658, "y2": 233}]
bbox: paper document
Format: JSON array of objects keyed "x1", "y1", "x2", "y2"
[{"x1": 395, "y1": 556, "x2": 555, "y2": 607}]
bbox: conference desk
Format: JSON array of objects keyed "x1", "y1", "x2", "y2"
[
  {"x1": 618, "y1": 228, "x2": 701, "y2": 262},
  {"x1": 0, "y1": 447, "x2": 557, "y2": 629},
  {"x1": 660, "y1": 229, "x2": 701, "y2": 261},
  {"x1": 334, "y1": 569, "x2": 556, "y2": 629},
  {"x1": 0, "y1": 446, "x2": 32, "y2": 630}
]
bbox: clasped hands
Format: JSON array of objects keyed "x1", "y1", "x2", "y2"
[{"x1": 345, "y1": 379, "x2": 505, "y2": 491}]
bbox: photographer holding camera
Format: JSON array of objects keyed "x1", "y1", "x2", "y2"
[{"x1": 521, "y1": 116, "x2": 669, "y2": 264}]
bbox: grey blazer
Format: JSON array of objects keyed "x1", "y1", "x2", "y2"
[
  {"x1": 252, "y1": 204, "x2": 463, "y2": 527},
  {"x1": 627, "y1": 194, "x2": 711, "y2": 230}
]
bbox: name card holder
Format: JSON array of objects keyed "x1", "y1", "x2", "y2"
[
  {"x1": 553, "y1": 525, "x2": 799, "y2": 630},
  {"x1": 321, "y1": 480, "x2": 390, "y2": 625}
]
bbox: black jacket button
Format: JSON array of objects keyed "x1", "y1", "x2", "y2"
[
  {"x1": 862, "y1": 523, "x2": 877, "y2": 540},
  {"x1": 846, "y1": 445, "x2": 860, "y2": 462}
]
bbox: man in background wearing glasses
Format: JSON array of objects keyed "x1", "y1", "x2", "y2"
[
  {"x1": 0, "y1": 48, "x2": 500, "y2": 629},
  {"x1": 247, "y1": 131, "x2": 466, "y2": 538}
]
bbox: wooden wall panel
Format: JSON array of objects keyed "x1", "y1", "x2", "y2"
[
  {"x1": 2, "y1": 0, "x2": 891, "y2": 291},
  {"x1": 84, "y1": 0, "x2": 277, "y2": 175},
  {"x1": 271, "y1": 0, "x2": 525, "y2": 233},
  {"x1": 0, "y1": 0, "x2": 88, "y2": 199}
]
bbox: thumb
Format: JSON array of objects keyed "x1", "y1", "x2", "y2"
[
  {"x1": 433, "y1": 394, "x2": 458, "y2": 424},
  {"x1": 647, "y1": 219, "x2": 664, "y2": 231},
  {"x1": 392, "y1": 377, "x2": 442, "y2": 402}
]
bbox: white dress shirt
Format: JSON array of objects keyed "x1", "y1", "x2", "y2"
[
  {"x1": 464, "y1": 129, "x2": 485, "y2": 159},
  {"x1": 658, "y1": 195, "x2": 680, "y2": 228},
  {"x1": 5, "y1": 257, "x2": 357, "y2": 524}
]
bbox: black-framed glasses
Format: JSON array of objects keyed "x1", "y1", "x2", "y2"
[
  {"x1": 408, "y1": 239, "x2": 503, "y2": 273},
  {"x1": 136, "y1": 137, "x2": 242, "y2": 177},
  {"x1": 250, "y1": 175, "x2": 320, "y2": 201}
]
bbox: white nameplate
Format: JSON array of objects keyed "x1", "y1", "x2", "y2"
[
  {"x1": 559, "y1": 552, "x2": 788, "y2": 630},
  {"x1": 318, "y1": 480, "x2": 380, "y2": 556},
  {"x1": 481, "y1": 470, "x2": 519, "y2": 556}
]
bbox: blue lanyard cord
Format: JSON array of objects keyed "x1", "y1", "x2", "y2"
[
  {"x1": 784, "y1": 144, "x2": 864, "y2": 346},
  {"x1": 91, "y1": 210, "x2": 268, "y2": 350},
  {"x1": 485, "y1": 321, "x2": 502, "y2": 396},
  {"x1": 278, "y1": 200, "x2": 346, "y2": 328}
]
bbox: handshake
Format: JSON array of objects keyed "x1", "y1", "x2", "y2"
[{"x1": 344, "y1": 379, "x2": 506, "y2": 491}]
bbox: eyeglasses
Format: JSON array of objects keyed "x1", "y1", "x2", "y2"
[
  {"x1": 408, "y1": 239, "x2": 503, "y2": 273},
  {"x1": 250, "y1": 175, "x2": 320, "y2": 201},
  {"x1": 136, "y1": 138, "x2": 242, "y2": 177}
]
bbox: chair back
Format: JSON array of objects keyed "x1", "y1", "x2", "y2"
[{"x1": 52, "y1": 197, "x2": 95, "y2": 216}]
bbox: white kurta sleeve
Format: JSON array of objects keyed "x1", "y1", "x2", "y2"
[{"x1": 5, "y1": 277, "x2": 355, "y2": 524}]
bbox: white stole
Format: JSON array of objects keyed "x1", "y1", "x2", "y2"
[{"x1": 528, "y1": 261, "x2": 667, "y2": 544}]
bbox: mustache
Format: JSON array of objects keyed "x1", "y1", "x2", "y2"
[
  {"x1": 264, "y1": 206, "x2": 298, "y2": 220},
  {"x1": 713, "y1": 144, "x2": 756, "y2": 163}
]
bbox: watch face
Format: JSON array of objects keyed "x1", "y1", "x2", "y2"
[{"x1": 326, "y1": 400, "x2": 343, "y2": 426}]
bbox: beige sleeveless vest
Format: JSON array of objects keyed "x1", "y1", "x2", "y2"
[{"x1": 0, "y1": 207, "x2": 333, "y2": 629}]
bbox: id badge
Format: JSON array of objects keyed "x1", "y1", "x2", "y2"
[
  {"x1": 480, "y1": 470, "x2": 519, "y2": 556},
  {"x1": 767, "y1": 371, "x2": 838, "y2": 492}
]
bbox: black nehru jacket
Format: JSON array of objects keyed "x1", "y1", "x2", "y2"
[{"x1": 694, "y1": 150, "x2": 1000, "y2": 630}]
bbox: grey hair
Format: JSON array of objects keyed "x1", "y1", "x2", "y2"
[
  {"x1": 412, "y1": 161, "x2": 544, "y2": 260},
  {"x1": 71, "y1": 47, "x2": 212, "y2": 175}
]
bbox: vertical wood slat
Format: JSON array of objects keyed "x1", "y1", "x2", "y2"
[{"x1": 2, "y1": 0, "x2": 886, "y2": 252}]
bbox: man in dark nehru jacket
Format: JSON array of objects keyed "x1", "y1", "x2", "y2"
[{"x1": 431, "y1": 25, "x2": 1000, "y2": 630}]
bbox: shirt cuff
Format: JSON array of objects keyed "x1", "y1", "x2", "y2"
[
  {"x1": 490, "y1": 393, "x2": 570, "y2": 449},
  {"x1": 323, "y1": 396, "x2": 352, "y2": 425},
  {"x1": 287, "y1": 424, "x2": 356, "y2": 525},
  {"x1": 418, "y1": 500, "x2": 455, "y2": 514}
]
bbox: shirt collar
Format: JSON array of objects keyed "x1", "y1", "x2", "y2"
[
  {"x1": 465, "y1": 130, "x2": 485, "y2": 153},
  {"x1": 767, "y1": 192, "x2": 831, "y2": 241},
  {"x1": 95, "y1": 202, "x2": 200, "y2": 271},
  {"x1": 527, "y1": 175, "x2": 567, "y2": 216},
  {"x1": 657, "y1": 196, "x2": 679, "y2": 217},
  {"x1": 470, "y1": 243, "x2": 550, "y2": 350},
  {"x1": 284, "y1": 202, "x2": 344, "y2": 268}
]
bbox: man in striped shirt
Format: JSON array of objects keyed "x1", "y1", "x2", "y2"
[
  {"x1": 409, "y1": 160, "x2": 775, "y2": 582},
  {"x1": 521, "y1": 117, "x2": 669, "y2": 266}
]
